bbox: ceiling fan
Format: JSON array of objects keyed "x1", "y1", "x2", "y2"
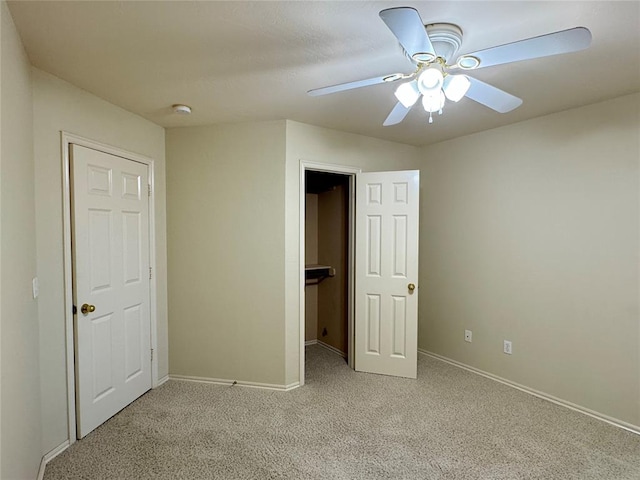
[{"x1": 308, "y1": 7, "x2": 591, "y2": 126}]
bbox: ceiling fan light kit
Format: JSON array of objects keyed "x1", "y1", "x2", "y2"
[
  {"x1": 307, "y1": 7, "x2": 592, "y2": 128},
  {"x1": 422, "y1": 91, "x2": 446, "y2": 124},
  {"x1": 417, "y1": 66, "x2": 444, "y2": 94},
  {"x1": 443, "y1": 74, "x2": 471, "y2": 102},
  {"x1": 394, "y1": 80, "x2": 421, "y2": 108}
]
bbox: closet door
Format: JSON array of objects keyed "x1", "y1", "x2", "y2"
[
  {"x1": 71, "y1": 144, "x2": 152, "y2": 437},
  {"x1": 355, "y1": 170, "x2": 419, "y2": 378}
]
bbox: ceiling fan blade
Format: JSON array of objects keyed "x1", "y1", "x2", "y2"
[
  {"x1": 383, "y1": 101, "x2": 412, "y2": 126},
  {"x1": 465, "y1": 76, "x2": 522, "y2": 113},
  {"x1": 379, "y1": 7, "x2": 435, "y2": 60},
  {"x1": 307, "y1": 74, "x2": 403, "y2": 96},
  {"x1": 460, "y1": 27, "x2": 591, "y2": 69}
]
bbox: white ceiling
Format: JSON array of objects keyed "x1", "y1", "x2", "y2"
[{"x1": 8, "y1": 1, "x2": 640, "y2": 146}]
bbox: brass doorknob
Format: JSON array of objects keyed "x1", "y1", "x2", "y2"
[
  {"x1": 408, "y1": 283, "x2": 415, "y2": 293},
  {"x1": 81, "y1": 303, "x2": 96, "y2": 315}
]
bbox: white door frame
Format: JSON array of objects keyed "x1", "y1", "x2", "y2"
[
  {"x1": 61, "y1": 132, "x2": 159, "y2": 444},
  {"x1": 299, "y1": 160, "x2": 361, "y2": 386}
]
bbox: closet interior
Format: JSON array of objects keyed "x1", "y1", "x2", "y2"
[{"x1": 305, "y1": 170, "x2": 350, "y2": 360}]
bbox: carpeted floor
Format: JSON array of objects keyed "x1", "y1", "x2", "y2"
[{"x1": 44, "y1": 345, "x2": 640, "y2": 479}]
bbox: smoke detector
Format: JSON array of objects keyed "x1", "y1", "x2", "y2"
[{"x1": 172, "y1": 104, "x2": 192, "y2": 115}]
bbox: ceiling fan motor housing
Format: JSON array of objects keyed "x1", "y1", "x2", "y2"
[{"x1": 424, "y1": 23, "x2": 463, "y2": 63}]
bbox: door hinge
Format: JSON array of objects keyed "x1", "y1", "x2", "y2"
[
  {"x1": 148, "y1": 184, "x2": 152, "y2": 197},
  {"x1": 151, "y1": 348, "x2": 154, "y2": 361},
  {"x1": 149, "y1": 267, "x2": 152, "y2": 280}
]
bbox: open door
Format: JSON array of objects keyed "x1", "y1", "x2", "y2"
[{"x1": 355, "y1": 170, "x2": 419, "y2": 378}]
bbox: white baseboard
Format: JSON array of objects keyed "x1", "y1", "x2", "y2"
[
  {"x1": 305, "y1": 339, "x2": 318, "y2": 346},
  {"x1": 157, "y1": 374, "x2": 169, "y2": 386},
  {"x1": 37, "y1": 440, "x2": 70, "y2": 480},
  {"x1": 317, "y1": 340, "x2": 347, "y2": 358},
  {"x1": 419, "y1": 349, "x2": 640, "y2": 436},
  {"x1": 169, "y1": 374, "x2": 299, "y2": 392}
]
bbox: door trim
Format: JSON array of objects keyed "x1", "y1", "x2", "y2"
[
  {"x1": 299, "y1": 161, "x2": 360, "y2": 386},
  {"x1": 61, "y1": 132, "x2": 159, "y2": 444}
]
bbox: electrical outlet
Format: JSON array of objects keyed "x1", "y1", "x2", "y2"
[
  {"x1": 464, "y1": 330, "x2": 472, "y2": 343},
  {"x1": 503, "y1": 340, "x2": 512, "y2": 355}
]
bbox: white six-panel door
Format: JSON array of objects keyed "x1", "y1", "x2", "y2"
[
  {"x1": 71, "y1": 144, "x2": 152, "y2": 437},
  {"x1": 355, "y1": 170, "x2": 419, "y2": 378}
]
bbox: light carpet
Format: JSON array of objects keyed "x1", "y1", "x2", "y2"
[{"x1": 44, "y1": 345, "x2": 640, "y2": 479}]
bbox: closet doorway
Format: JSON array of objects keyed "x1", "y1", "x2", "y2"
[
  {"x1": 300, "y1": 164, "x2": 420, "y2": 385},
  {"x1": 303, "y1": 167, "x2": 356, "y2": 373}
]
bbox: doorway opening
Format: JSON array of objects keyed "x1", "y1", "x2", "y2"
[
  {"x1": 305, "y1": 171, "x2": 350, "y2": 360},
  {"x1": 300, "y1": 163, "x2": 359, "y2": 385},
  {"x1": 299, "y1": 165, "x2": 420, "y2": 384}
]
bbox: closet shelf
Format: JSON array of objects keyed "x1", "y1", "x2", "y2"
[{"x1": 305, "y1": 264, "x2": 335, "y2": 283}]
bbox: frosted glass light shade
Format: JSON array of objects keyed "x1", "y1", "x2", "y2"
[
  {"x1": 394, "y1": 81, "x2": 420, "y2": 108},
  {"x1": 443, "y1": 75, "x2": 471, "y2": 102},
  {"x1": 417, "y1": 68, "x2": 444, "y2": 95},
  {"x1": 422, "y1": 91, "x2": 445, "y2": 113}
]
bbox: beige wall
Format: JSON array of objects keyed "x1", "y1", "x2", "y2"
[
  {"x1": 166, "y1": 121, "x2": 288, "y2": 386},
  {"x1": 32, "y1": 68, "x2": 167, "y2": 452},
  {"x1": 1, "y1": 2, "x2": 42, "y2": 477},
  {"x1": 419, "y1": 93, "x2": 640, "y2": 427},
  {"x1": 1, "y1": 4, "x2": 3, "y2": 475},
  {"x1": 167, "y1": 120, "x2": 420, "y2": 387},
  {"x1": 305, "y1": 193, "x2": 318, "y2": 342},
  {"x1": 284, "y1": 120, "x2": 421, "y2": 384},
  {"x1": 0, "y1": 5, "x2": 3, "y2": 472}
]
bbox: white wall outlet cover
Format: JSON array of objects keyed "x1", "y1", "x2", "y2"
[
  {"x1": 503, "y1": 340, "x2": 512, "y2": 354},
  {"x1": 465, "y1": 330, "x2": 472, "y2": 342}
]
